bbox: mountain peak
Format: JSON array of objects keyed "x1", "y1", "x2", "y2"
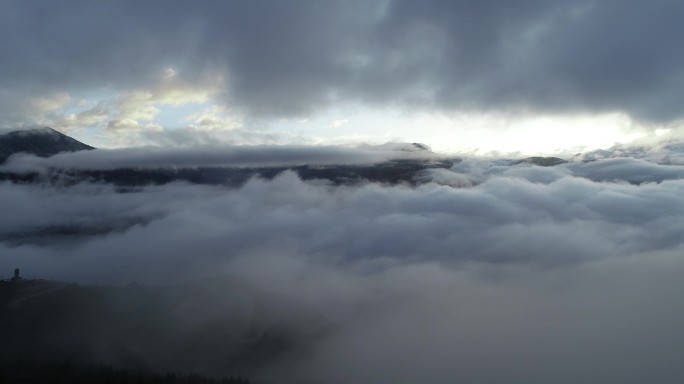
[
  {"x1": 0, "y1": 127, "x2": 95, "y2": 163},
  {"x1": 36, "y1": 126, "x2": 62, "y2": 135}
]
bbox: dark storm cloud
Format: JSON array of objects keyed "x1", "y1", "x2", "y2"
[{"x1": 2, "y1": 0, "x2": 684, "y2": 121}]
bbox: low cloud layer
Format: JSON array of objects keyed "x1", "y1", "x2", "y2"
[
  {"x1": 0, "y1": 143, "x2": 437, "y2": 173},
  {"x1": 3, "y1": 144, "x2": 684, "y2": 383}
]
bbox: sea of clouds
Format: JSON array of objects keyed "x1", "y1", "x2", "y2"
[{"x1": 2, "y1": 143, "x2": 684, "y2": 383}]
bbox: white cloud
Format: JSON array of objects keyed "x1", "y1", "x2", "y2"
[
  {"x1": 2, "y1": 68, "x2": 228, "y2": 142},
  {"x1": 184, "y1": 106, "x2": 242, "y2": 132},
  {"x1": 106, "y1": 118, "x2": 163, "y2": 133},
  {"x1": 63, "y1": 105, "x2": 109, "y2": 127},
  {"x1": 115, "y1": 91, "x2": 161, "y2": 122},
  {"x1": 329, "y1": 118, "x2": 349, "y2": 128}
]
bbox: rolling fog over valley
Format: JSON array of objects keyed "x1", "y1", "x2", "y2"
[
  {"x1": 3, "y1": 1, "x2": 684, "y2": 383},
  {"x1": 3, "y1": 129, "x2": 684, "y2": 383}
]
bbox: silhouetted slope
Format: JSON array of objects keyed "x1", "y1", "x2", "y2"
[
  {"x1": 0, "y1": 278, "x2": 327, "y2": 378},
  {"x1": 0, "y1": 360, "x2": 250, "y2": 384},
  {"x1": 515, "y1": 156, "x2": 568, "y2": 167},
  {"x1": 0, "y1": 158, "x2": 456, "y2": 187},
  {"x1": 0, "y1": 127, "x2": 94, "y2": 163}
]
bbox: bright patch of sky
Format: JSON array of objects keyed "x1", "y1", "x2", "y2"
[
  {"x1": 14, "y1": 69, "x2": 662, "y2": 155},
  {"x1": 269, "y1": 106, "x2": 649, "y2": 155},
  {"x1": 156, "y1": 102, "x2": 214, "y2": 128},
  {"x1": 50, "y1": 99, "x2": 655, "y2": 155}
]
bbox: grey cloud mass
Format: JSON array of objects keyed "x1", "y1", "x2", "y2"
[
  {"x1": 3, "y1": 143, "x2": 684, "y2": 382},
  {"x1": 2, "y1": 0, "x2": 684, "y2": 121}
]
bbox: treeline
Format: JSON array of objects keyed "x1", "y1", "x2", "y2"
[{"x1": 0, "y1": 360, "x2": 250, "y2": 384}]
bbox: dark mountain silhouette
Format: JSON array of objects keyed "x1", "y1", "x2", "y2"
[
  {"x1": 0, "y1": 359, "x2": 250, "y2": 384},
  {"x1": 74, "y1": 159, "x2": 456, "y2": 187},
  {"x1": 0, "y1": 158, "x2": 457, "y2": 187},
  {"x1": 0, "y1": 127, "x2": 94, "y2": 163},
  {"x1": 0, "y1": 277, "x2": 326, "y2": 379},
  {"x1": 0, "y1": 129, "x2": 572, "y2": 189},
  {"x1": 0, "y1": 128, "x2": 455, "y2": 187},
  {"x1": 515, "y1": 156, "x2": 568, "y2": 167}
]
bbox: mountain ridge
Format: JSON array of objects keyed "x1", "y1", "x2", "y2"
[{"x1": 0, "y1": 127, "x2": 94, "y2": 163}]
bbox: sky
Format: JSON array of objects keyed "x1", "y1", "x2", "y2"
[
  {"x1": 3, "y1": 0, "x2": 684, "y2": 153},
  {"x1": 4, "y1": 2, "x2": 684, "y2": 383}
]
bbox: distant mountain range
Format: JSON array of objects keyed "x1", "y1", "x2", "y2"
[
  {"x1": 0, "y1": 127, "x2": 94, "y2": 163},
  {"x1": 0, "y1": 128, "x2": 459, "y2": 187},
  {"x1": 0, "y1": 127, "x2": 572, "y2": 188}
]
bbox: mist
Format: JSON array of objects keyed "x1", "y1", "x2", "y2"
[
  {"x1": 3, "y1": 144, "x2": 684, "y2": 383},
  {"x1": 0, "y1": 143, "x2": 438, "y2": 174}
]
